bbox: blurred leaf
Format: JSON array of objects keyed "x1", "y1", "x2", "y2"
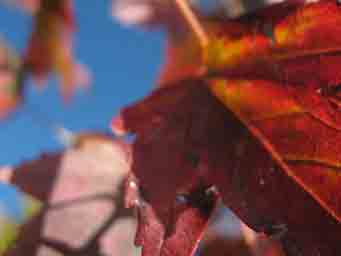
[
  {"x1": 5, "y1": 133, "x2": 139, "y2": 256},
  {"x1": 0, "y1": 41, "x2": 23, "y2": 120},
  {"x1": 3, "y1": 0, "x2": 40, "y2": 13},
  {"x1": 0, "y1": 182, "x2": 41, "y2": 254},
  {"x1": 24, "y1": 0, "x2": 90, "y2": 101}
]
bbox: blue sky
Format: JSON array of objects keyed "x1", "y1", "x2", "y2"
[{"x1": 0, "y1": 0, "x2": 164, "y2": 165}]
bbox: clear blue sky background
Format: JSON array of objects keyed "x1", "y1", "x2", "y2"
[{"x1": 0, "y1": 0, "x2": 164, "y2": 165}]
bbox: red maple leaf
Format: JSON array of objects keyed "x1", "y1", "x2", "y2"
[{"x1": 112, "y1": 1, "x2": 341, "y2": 255}]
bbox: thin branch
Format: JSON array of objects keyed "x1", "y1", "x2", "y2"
[{"x1": 173, "y1": 0, "x2": 209, "y2": 48}]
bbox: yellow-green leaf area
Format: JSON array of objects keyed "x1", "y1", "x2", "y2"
[{"x1": 209, "y1": 79, "x2": 304, "y2": 121}]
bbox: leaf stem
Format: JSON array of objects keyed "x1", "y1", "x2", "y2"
[{"x1": 173, "y1": 0, "x2": 209, "y2": 48}]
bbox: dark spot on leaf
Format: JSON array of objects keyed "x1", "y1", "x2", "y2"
[
  {"x1": 255, "y1": 219, "x2": 287, "y2": 239},
  {"x1": 320, "y1": 84, "x2": 341, "y2": 109},
  {"x1": 185, "y1": 152, "x2": 200, "y2": 168},
  {"x1": 185, "y1": 186, "x2": 218, "y2": 217},
  {"x1": 138, "y1": 185, "x2": 150, "y2": 204},
  {"x1": 263, "y1": 23, "x2": 276, "y2": 44}
]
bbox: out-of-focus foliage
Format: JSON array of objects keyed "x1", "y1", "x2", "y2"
[
  {"x1": 112, "y1": 0, "x2": 285, "y2": 26},
  {"x1": 0, "y1": 178, "x2": 41, "y2": 254},
  {"x1": 0, "y1": 0, "x2": 90, "y2": 113},
  {"x1": 23, "y1": 0, "x2": 90, "y2": 101},
  {"x1": 4, "y1": 133, "x2": 140, "y2": 256},
  {"x1": 0, "y1": 41, "x2": 23, "y2": 120}
]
